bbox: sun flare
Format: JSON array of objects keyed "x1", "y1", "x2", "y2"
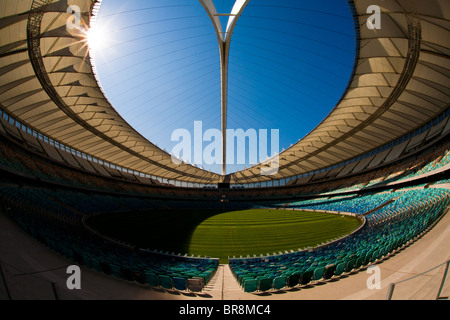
[{"x1": 87, "y1": 25, "x2": 107, "y2": 52}]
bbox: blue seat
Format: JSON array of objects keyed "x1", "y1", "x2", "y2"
[{"x1": 173, "y1": 277, "x2": 187, "y2": 291}]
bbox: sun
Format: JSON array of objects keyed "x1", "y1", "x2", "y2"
[{"x1": 87, "y1": 26, "x2": 106, "y2": 52}]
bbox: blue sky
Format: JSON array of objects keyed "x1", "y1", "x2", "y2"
[{"x1": 91, "y1": 0, "x2": 356, "y2": 175}]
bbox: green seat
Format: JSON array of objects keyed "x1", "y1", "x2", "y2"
[
  {"x1": 313, "y1": 267, "x2": 325, "y2": 281},
  {"x1": 158, "y1": 275, "x2": 173, "y2": 290},
  {"x1": 300, "y1": 269, "x2": 313, "y2": 285},
  {"x1": 323, "y1": 265, "x2": 336, "y2": 280},
  {"x1": 243, "y1": 279, "x2": 258, "y2": 293},
  {"x1": 239, "y1": 276, "x2": 254, "y2": 287},
  {"x1": 196, "y1": 273, "x2": 209, "y2": 283},
  {"x1": 84, "y1": 256, "x2": 94, "y2": 269},
  {"x1": 334, "y1": 259, "x2": 344, "y2": 267},
  {"x1": 383, "y1": 245, "x2": 390, "y2": 257},
  {"x1": 258, "y1": 278, "x2": 273, "y2": 292},
  {"x1": 346, "y1": 259, "x2": 356, "y2": 272},
  {"x1": 145, "y1": 273, "x2": 159, "y2": 287},
  {"x1": 273, "y1": 276, "x2": 287, "y2": 290},
  {"x1": 110, "y1": 264, "x2": 122, "y2": 278},
  {"x1": 91, "y1": 258, "x2": 102, "y2": 272},
  {"x1": 371, "y1": 250, "x2": 380, "y2": 263},
  {"x1": 288, "y1": 272, "x2": 301, "y2": 287},
  {"x1": 355, "y1": 256, "x2": 364, "y2": 269},
  {"x1": 364, "y1": 251, "x2": 374, "y2": 265},
  {"x1": 335, "y1": 262, "x2": 346, "y2": 276}
]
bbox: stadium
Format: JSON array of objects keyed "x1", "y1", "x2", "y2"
[{"x1": 0, "y1": 0, "x2": 449, "y2": 305}]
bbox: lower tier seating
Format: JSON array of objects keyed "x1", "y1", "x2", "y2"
[
  {"x1": 0, "y1": 187, "x2": 219, "y2": 293},
  {"x1": 229, "y1": 187, "x2": 449, "y2": 292}
]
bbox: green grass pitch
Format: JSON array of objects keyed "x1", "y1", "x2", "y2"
[{"x1": 87, "y1": 208, "x2": 362, "y2": 263}]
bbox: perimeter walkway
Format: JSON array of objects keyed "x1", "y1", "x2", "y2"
[{"x1": 0, "y1": 207, "x2": 449, "y2": 300}]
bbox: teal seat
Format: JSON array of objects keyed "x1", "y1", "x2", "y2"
[
  {"x1": 346, "y1": 259, "x2": 356, "y2": 272},
  {"x1": 110, "y1": 264, "x2": 122, "y2": 278},
  {"x1": 323, "y1": 265, "x2": 336, "y2": 280},
  {"x1": 313, "y1": 267, "x2": 325, "y2": 281},
  {"x1": 159, "y1": 275, "x2": 173, "y2": 290},
  {"x1": 371, "y1": 250, "x2": 380, "y2": 263},
  {"x1": 287, "y1": 273, "x2": 301, "y2": 287},
  {"x1": 84, "y1": 256, "x2": 94, "y2": 269},
  {"x1": 355, "y1": 256, "x2": 364, "y2": 270},
  {"x1": 197, "y1": 273, "x2": 209, "y2": 283},
  {"x1": 91, "y1": 258, "x2": 102, "y2": 272},
  {"x1": 239, "y1": 276, "x2": 254, "y2": 287},
  {"x1": 382, "y1": 245, "x2": 390, "y2": 257},
  {"x1": 243, "y1": 279, "x2": 258, "y2": 293},
  {"x1": 335, "y1": 262, "x2": 346, "y2": 276},
  {"x1": 273, "y1": 276, "x2": 287, "y2": 290},
  {"x1": 300, "y1": 269, "x2": 313, "y2": 285},
  {"x1": 145, "y1": 273, "x2": 159, "y2": 287},
  {"x1": 364, "y1": 252, "x2": 374, "y2": 265},
  {"x1": 258, "y1": 278, "x2": 273, "y2": 292}
]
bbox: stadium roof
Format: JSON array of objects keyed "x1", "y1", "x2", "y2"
[{"x1": 0, "y1": 0, "x2": 449, "y2": 185}]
